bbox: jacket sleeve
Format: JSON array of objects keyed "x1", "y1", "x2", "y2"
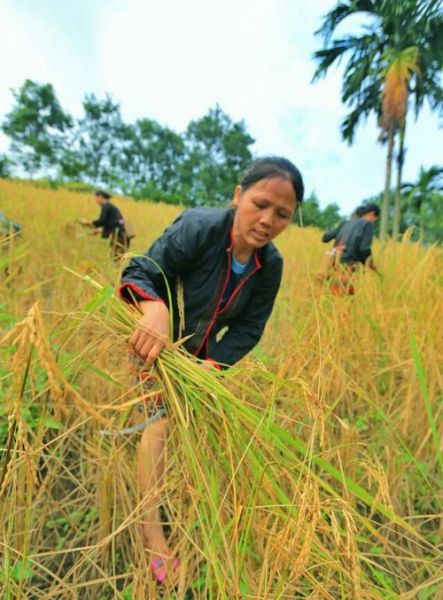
[
  {"x1": 358, "y1": 221, "x2": 374, "y2": 262},
  {"x1": 322, "y1": 225, "x2": 341, "y2": 243},
  {"x1": 119, "y1": 211, "x2": 203, "y2": 305},
  {"x1": 207, "y1": 260, "x2": 283, "y2": 367},
  {"x1": 92, "y1": 204, "x2": 109, "y2": 228}
]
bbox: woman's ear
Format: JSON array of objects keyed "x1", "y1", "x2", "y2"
[{"x1": 233, "y1": 185, "x2": 242, "y2": 208}]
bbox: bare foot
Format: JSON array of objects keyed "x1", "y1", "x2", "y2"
[{"x1": 140, "y1": 523, "x2": 171, "y2": 557}]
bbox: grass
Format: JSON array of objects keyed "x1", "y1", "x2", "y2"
[{"x1": 0, "y1": 179, "x2": 442, "y2": 598}]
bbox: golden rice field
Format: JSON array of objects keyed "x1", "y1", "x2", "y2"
[{"x1": 0, "y1": 179, "x2": 442, "y2": 599}]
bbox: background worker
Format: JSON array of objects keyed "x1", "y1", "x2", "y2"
[
  {"x1": 321, "y1": 205, "x2": 365, "y2": 246},
  {"x1": 322, "y1": 203, "x2": 380, "y2": 294},
  {"x1": 316, "y1": 207, "x2": 366, "y2": 281},
  {"x1": 0, "y1": 208, "x2": 21, "y2": 237},
  {"x1": 80, "y1": 190, "x2": 130, "y2": 258}
]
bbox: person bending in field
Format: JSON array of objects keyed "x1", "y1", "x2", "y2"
[
  {"x1": 0, "y1": 208, "x2": 21, "y2": 238},
  {"x1": 118, "y1": 156, "x2": 304, "y2": 583},
  {"x1": 321, "y1": 203, "x2": 379, "y2": 295},
  {"x1": 321, "y1": 205, "x2": 365, "y2": 249},
  {"x1": 80, "y1": 190, "x2": 130, "y2": 259},
  {"x1": 316, "y1": 206, "x2": 365, "y2": 279},
  {"x1": 315, "y1": 206, "x2": 370, "y2": 283}
]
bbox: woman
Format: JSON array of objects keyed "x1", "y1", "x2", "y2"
[
  {"x1": 119, "y1": 156, "x2": 304, "y2": 582},
  {"x1": 316, "y1": 206, "x2": 364, "y2": 281},
  {"x1": 322, "y1": 204, "x2": 379, "y2": 295},
  {"x1": 81, "y1": 190, "x2": 129, "y2": 259}
]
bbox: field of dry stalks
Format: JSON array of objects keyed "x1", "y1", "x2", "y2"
[{"x1": 0, "y1": 179, "x2": 442, "y2": 599}]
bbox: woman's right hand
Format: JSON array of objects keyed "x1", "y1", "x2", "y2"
[{"x1": 130, "y1": 300, "x2": 170, "y2": 365}]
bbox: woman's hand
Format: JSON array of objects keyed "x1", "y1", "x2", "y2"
[
  {"x1": 130, "y1": 300, "x2": 170, "y2": 365},
  {"x1": 199, "y1": 360, "x2": 219, "y2": 372}
]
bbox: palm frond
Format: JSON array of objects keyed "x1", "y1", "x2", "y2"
[
  {"x1": 312, "y1": 38, "x2": 356, "y2": 82},
  {"x1": 316, "y1": 0, "x2": 380, "y2": 43},
  {"x1": 381, "y1": 46, "x2": 419, "y2": 130}
]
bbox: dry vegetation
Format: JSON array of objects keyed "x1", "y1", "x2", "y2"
[{"x1": 0, "y1": 179, "x2": 442, "y2": 599}]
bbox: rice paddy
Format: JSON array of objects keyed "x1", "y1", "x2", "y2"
[{"x1": 0, "y1": 179, "x2": 442, "y2": 599}]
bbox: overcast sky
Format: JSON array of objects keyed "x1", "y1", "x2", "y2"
[{"x1": 1, "y1": 0, "x2": 441, "y2": 214}]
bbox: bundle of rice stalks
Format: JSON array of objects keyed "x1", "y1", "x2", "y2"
[
  {"x1": 60, "y1": 272, "x2": 441, "y2": 598},
  {"x1": 0, "y1": 271, "x2": 441, "y2": 598}
]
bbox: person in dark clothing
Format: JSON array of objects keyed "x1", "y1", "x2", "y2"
[
  {"x1": 322, "y1": 204, "x2": 379, "y2": 294},
  {"x1": 80, "y1": 190, "x2": 129, "y2": 258},
  {"x1": 119, "y1": 156, "x2": 304, "y2": 582},
  {"x1": 316, "y1": 207, "x2": 365, "y2": 281},
  {"x1": 321, "y1": 206, "x2": 366, "y2": 247},
  {"x1": 120, "y1": 207, "x2": 285, "y2": 367},
  {"x1": 0, "y1": 208, "x2": 21, "y2": 237}
]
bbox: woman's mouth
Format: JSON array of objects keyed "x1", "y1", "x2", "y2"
[{"x1": 251, "y1": 229, "x2": 268, "y2": 242}]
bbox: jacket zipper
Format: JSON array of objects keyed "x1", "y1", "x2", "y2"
[
  {"x1": 217, "y1": 252, "x2": 261, "y2": 316},
  {"x1": 194, "y1": 247, "x2": 233, "y2": 357},
  {"x1": 194, "y1": 237, "x2": 262, "y2": 357}
]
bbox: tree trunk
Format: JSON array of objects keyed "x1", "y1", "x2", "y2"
[
  {"x1": 418, "y1": 199, "x2": 425, "y2": 241},
  {"x1": 393, "y1": 116, "x2": 406, "y2": 240},
  {"x1": 380, "y1": 125, "x2": 395, "y2": 241}
]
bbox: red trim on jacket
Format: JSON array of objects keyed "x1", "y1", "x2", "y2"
[
  {"x1": 205, "y1": 358, "x2": 222, "y2": 370},
  {"x1": 194, "y1": 227, "x2": 262, "y2": 358},
  {"x1": 217, "y1": 261, "x2": 261, "y2": 317},
  {"x1": 119, "y1": 282, "x2": 166, "y2": 305},
  {"x1": 194, "y1": 248, "x2": 232, "y2": 357}
]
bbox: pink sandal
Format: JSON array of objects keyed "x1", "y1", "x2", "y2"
[{"x1": 150, "y1": 557, "x2": 180, "y2": 583}]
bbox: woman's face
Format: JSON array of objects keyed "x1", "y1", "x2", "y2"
[{"x1": 232, "y1": 177, "x2": 297, "y2": 254}]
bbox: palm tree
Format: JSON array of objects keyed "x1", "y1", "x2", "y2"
[
  {"x1": 402, "y1": 165, "x2": 443, "y2": 240},
  {"x1": 313, "y1": 0, "x2": 443, "y2": 240},
  {"x1": 380, "y1": 47, "x2": 419, "y2": 240},
  {"x1": 386, "y1": 1, "x2": 443, "y2": 239}
]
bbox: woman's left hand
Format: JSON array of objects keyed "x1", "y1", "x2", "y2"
[{"x1": 199, "y1": 360, "x2": 219, "y2": 372}]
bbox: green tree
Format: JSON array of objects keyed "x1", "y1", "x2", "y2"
[
  {"x1": 402, "y1": 165, "x2": 443, "y2": 241},
  {"x1": 1, "y1": 80, "x2": 257, "y2": 206},
  {"x1": 118, "y1": 119, "x2": 185, "y2": 198},
  {"x1": 74, "y1": 93, "x2": 127, "y2": 187},
  {"x1": 320, "y1": 201, "x2": 343, "y2": 229},
  {"x1": 297, "y1": 192, "x2": 343, "y2": 229},
  {"x1": 182, "y1": 106, "x2": 254, "y2": 205},
  {"x1": 0, "y1": 154, "x2": 12, "y2": 178},
  {"x1": 2, "y1": 79, "x2": 72, "y2": 177}
]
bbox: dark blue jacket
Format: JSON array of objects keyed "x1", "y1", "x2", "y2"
[
  {"x1": 322, "y1": 218, "x2": 374, "y2": 265},
  {"x1": 93, "y1": 202, "x2": 124, "y2": 238},
  {"x1": 120, "y1": 207, "x2": 283, "y2": 368}
]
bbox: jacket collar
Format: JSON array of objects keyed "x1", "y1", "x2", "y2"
[{"x1": 227, "y1": 226, "x2": 262, "y2": 270}]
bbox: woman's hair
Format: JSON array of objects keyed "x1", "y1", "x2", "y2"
[
  {"x1": 359, "y1": 203, "x2": 380, "y2": 217},
  {"x1": 95, "y1": 189, "x2": 112, "y2": 200},
  {"x1": 240, "y1": 156, "x2": 304, "y2": 205},
  {"x1": 354, "y1": 206, "x2": 365, "y2": 217}
]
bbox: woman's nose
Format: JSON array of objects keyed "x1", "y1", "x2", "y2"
[{"x1": 259, "y1": 210, "x2": 273, "y2": 228}]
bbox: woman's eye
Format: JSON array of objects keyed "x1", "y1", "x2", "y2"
[
  {"x1": 277, "y1": 211, "x2": 290, "y2": 219},
  {"x1": 254, "y1": 201, "x2": 267, "y2": 209}
]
